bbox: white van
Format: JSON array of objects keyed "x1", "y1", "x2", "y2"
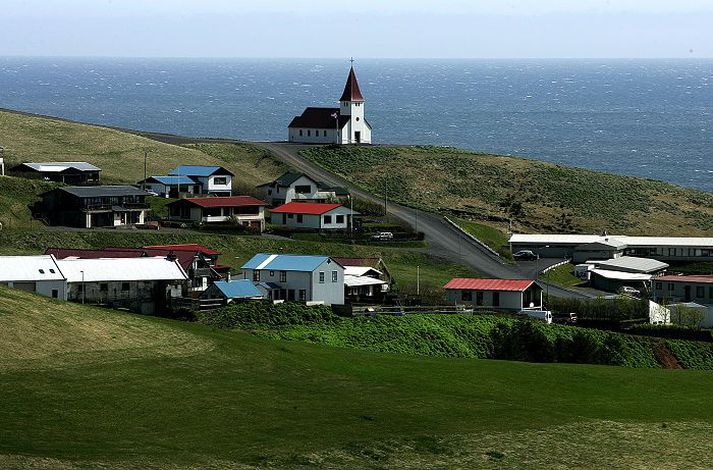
[{"x1": 517, "y1": 309, "x2": 553, "y2": 324}]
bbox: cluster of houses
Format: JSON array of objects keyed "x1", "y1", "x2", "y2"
[{"x1": 0, "y1": 244, "x2": 392, "y2": 314}]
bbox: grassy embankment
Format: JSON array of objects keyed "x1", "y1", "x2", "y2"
[
  {"x1": 3, "y1": 286, "x2": 713, "y2": 468},
  {"x1": 301, "y1": 146, "x2": 713, "y2": 237},
  {"x1": 0, "y1": 110, "x2": 470, "y2": 290}
]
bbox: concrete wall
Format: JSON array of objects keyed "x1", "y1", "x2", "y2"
[{"x1": 2, "y1": 280, "x2": 67, "y2": 300}]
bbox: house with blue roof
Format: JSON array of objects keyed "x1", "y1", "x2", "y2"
[
  {"x1": 169, "y1": 165, "x2": 234, "y2": 196},
  {"x1": 241, "y1": 253, "x2": 345, "y2": 305},
  {"x1": 201, "y1": 278, "x2": 263, "y2": 304},
  {"x1": 138, "y1": 175, "x2": 202, "y2": 198}
]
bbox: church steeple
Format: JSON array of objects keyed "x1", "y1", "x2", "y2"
[{"x1": 339, "y1": 64, "x2": 364, "y2": 102}]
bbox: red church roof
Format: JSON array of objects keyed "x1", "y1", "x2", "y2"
[
  {"x1": 443, "y1": 278, "x2": 536, "y2": 292},
  {"x1": 339, "y1": 66, "x2": 364, "y2": 102},
  {"x1": 270, "y1": 202, "x2": 343, "y2": 215}
]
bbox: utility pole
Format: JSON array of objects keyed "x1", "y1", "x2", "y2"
[
  {"x1": 143, "y1": 150, "x2": 149, "y2": 190},
  {"x1": 80, "y1": 270, "x2": 86, "y2": 304},
  {"x1": 416, "y1": 265, "x2": 420, "y2": 296},
  {"x1": 383, "y1": 176, "x2": 388, "y2": 216}
]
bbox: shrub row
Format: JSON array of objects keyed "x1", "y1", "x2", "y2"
[
  {"x1": 629, "y1": 324, "x2": 713, "y2": 343},
  {"x1": 547, "y1": 296, "x2": 649, "y2": 322},
  {"x1": 196, "y1": 302, "x2": 337, "y2": 329}
]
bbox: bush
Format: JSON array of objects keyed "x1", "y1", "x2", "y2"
[
  {"x1": 629, "y1": 324, "x2": 713, "y2": 342},
  {"x1": 547, "y1": 296, "x2": 649, "y2": 323}
]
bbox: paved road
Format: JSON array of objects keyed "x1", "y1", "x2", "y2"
[{"x1": 255, "y1": 143, "x2": 591, "y2": 299}]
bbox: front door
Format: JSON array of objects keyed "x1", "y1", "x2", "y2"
[
  {"x1": 355, "y1": 131, "x2": 361, "y2": 144},
  {"x1": 684, "y1": 285, "x2": 692, "y2": 302}
]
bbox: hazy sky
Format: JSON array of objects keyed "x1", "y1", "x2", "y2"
[{"x1": 2, "y1": 0, "x2": 713, "y2": 58}]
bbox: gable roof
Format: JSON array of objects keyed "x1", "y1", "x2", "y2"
[
  {"x1": 16, "y1": 162, "x2": 101, "y2": 173},
  {"x1": 50, "y1": 185, "x2": 147, "y2": 198},
  {"x1": 593, "y1": 256, "x2": 669, "y2": 274},
  {"x1": 169, "y1": 165, "x2": 234, "y2": 177},
  {"x1": 288, "y1": 107, "x2": 351, "y2": 129},
  {"x1": 339, "y1": 66, "x2": 365, "y2": 102},
  {"x1": 270, "y1": 202, "x2": 345, "y2": 215},
  {"x1": 242, "y1": 253, "x2": 340, "y2": 272},
  {"x1": 168, "y1": 196, "x2": 266, "y2": 209},
  {"x1": 142, "y1": 175, "x2": 197, "y2": 185},
  {"x1": 56, "y1": 257, "x2": 188, "y2": 283},
  {"x1": 444, "y1": 278, "x2": 536, "y2": 292},
  {"x1": 143, "y1": 244, "x2": 220, "y2": 256},
  {"x1": 270, "y1": 171, "x2": 317, "y2": 187},
  {"x1": 333, "y1": 257, "x2": 383, "y2": 269},
  {"x1": 0, "y1": 255, "x2": 65, "y2": 282}
]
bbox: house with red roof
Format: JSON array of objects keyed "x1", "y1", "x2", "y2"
[
  {"x1": 166, "y1": 196, "x2": 267, "y2": 231},
  {"x1": 270, "y1": 201, "x2": 358, "y2": 231},
  {"x1": 288, "y1": 63, "x2": 372, "y2": 145},
  {"x1": 444, "y1": 278, "x2": 543, "y2": 311}
]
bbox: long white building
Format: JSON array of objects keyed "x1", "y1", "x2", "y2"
[{"x1": 510, "y1": 233, "x2": 713, "y2": 263}]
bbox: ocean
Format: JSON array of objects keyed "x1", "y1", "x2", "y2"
[{"x1": 0, "y1": 57, "x2": 711, "y2": 191}]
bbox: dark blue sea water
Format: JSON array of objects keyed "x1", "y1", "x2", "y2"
[{"x1": 1, "y1": 57, "x2": 711, "y2": 191}]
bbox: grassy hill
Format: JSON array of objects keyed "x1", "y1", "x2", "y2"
[
  {"x1": 0, "y1": 110, "x2": 286, "y2": 186},
  {"x1": 301, "y1": 146, "x2": 713, "y2": 237},
  {"x1": 2, "y1": 287, "x2": 713, "y2": 468}
]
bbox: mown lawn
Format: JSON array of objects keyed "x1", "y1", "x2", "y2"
[
  {"x1": 2, "y1": 287, "x2": 713, "y2": 468},
  {"x1": 453, "y1": 217, "x2": 512, "y2": 259}
]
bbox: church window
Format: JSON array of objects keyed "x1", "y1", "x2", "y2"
[
  {"x1": 323, "y1": 130, "x2": 327, "y2": 137},
  {"x1": 299, "y1": 130, "x2": 303, "y2": 136},
  {"x1": 307, "y1": 130, "x2": 311, "y2": 136},
  {"x1": 356, "y1": 117, "x2": 360, "y2": 122}
]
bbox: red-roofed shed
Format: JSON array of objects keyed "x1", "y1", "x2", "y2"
[{"x1": 444, "y1": 278, "x2": 543, "y2": 311}]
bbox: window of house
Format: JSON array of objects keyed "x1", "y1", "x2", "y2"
[
  {"x1": 709, "y1": 286, "x2": 713, "y2": 299},
  {"x1": 492, "y1": 292, "x2": 500, "y2": 307},
  {"x1": 49, "y1": 269, "x2": 55, "y2": 273},
  {"x1": 324, "y1": 215, "x2": 332, "y2": 224},
  {"x1": 299, "y1": 129, "x2": 303, "y2": 136},
  {"x1": 38, "y1": 269, "x2": 45, "y2": 274},
  {"x1": 280, "y1": 271, "x2": 287, "y2": 282},
  {"x1": 288, "y1": 213, "x2": 294, "y2": 219},
  {"x1": 332, "y1": 271, "x2": 338, "y2": 282},
  {"x1": 122, "y1": 282, "x2": 130, "y2": 291},
  {"x1": 336, "y1": 215, "x2": 344, "y2": 224},
  {"x1": 269, "y1": 270, "x2": 274, "y2": 277},
  {"x1": 100, "y1": 283, "x2": 108, "y2": 292},
  {"x1": 461, "y1": 290, "x2": 472, "y2": 301},
  {"x1": 299, "y1": 289, "x2": 306, "y2": 301},
  {"x1": 319, "y1": 271, "x2": 325, "y2": 284},
  {"x1": 307, "y1": 130, "x2": 311, "y2": 136},
  {"x1": 476, "y1": 291, "x2": 483, "y2": 306},
  {"x1": 297, "y1": 214, "x2": 303, "y2": 223},
  {"x1": 323, "y1": 130, "x2": 327, "y2": 137},
  {"x1": 253, "y1": 271, "x2": 260, "y2": 282},
  {"x1": 668, "y1": 283, "x2": 674, "y2": 291},
  {"x1": 213, "y1": 177, "x2": 228, "y2": 185},
  {"x1": 656, "y1": 282, "x2": 662, "y2": 290},
  {"x1": 295, "y1": 185, "x2": 312, "y2": 194},
  {"x1": 696, "y1": 286, "x2": 705, "y2": 298}
]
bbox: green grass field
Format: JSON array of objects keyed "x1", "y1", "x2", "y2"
[
  {"x1": 453, "y1": 217, "x2": 512, "y2": 259},
  {"x1": 301, "y1": 146, "x2": 713, "y2": 236},
  {"x1": 2, "y1": 287, "x2": 713, "y2": 468}
]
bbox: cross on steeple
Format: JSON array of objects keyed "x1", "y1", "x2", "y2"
[{"x1": 349, "y1": 57, "x2": 354, "y2": 65}]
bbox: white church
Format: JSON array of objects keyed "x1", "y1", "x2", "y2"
[{"x1": 288, "y1": 64, "x2": 372, "y2": 145}]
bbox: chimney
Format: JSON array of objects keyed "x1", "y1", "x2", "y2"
[
  {"x1": 165, "y1": 250, "x2": 177, "y2": 262},
  {"x1": 227, "y1": 272, "x2": 231, "y2": 282}
]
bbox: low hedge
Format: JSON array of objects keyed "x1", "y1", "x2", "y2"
[
  {"x1": 629, "y1": 324, "x2": 713, "y2": 342},
  {"x1": 196, "y1": 302, "x2": 336, "y2": 329}
]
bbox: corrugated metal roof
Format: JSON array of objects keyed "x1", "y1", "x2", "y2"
[
  {"x1": 270, "y1": 202, "x2": 347, "y2": 215},
  {"x1": 171, "y1": 196, "x2": 266, "y2": 208},
  {"x1": 56, "y1": 257, "x2": 188, "y2": 283},
  {"x1": 57, "y1": 185, "x2": 147, "y2": 198},
  {"x1": 21, "y1": 162, "x2": 101, "y2": 172},
  {"x1": 211, "y1": 279, "x2": 262, "y2": 299},
  {"x1": 657, "y1": 275, "x2": 713, "y2": 284},
  {"x1": 242, "y1": 253, "x2": 335, "y2": 272},
  {"x1": 143, "y1": 244, "x2": 220, "y2": 256},
  {"x1": 46, "y1": 247, "x2": 198, "y2": 272},
  {"x1": 345, "y1": 275, "x2": 386, "y2": 287},
  {"x1": 344, "y1": 266, "x2": 382, "y2": 277},
  {"x1": 443, "y1": 278, "x2": 535, "y2": 292},
  {"x1": 145, "y1": 175, "x2": 197, "y2": 185},
  {"x1": 0, "y1": 255, "x2": 65, "y2": 282},
  {"x1": 169, "y1": 165, "x2": 234, "y2": 177},
  {"x1": 594, "y1": 256, "x2": 669, "y2": 274}
]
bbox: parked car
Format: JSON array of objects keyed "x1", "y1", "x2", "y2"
[
  {"x1": 619, "y1": 286, "x2": 641, "y2": 298},
  {"x1": 517, "y1": 309, "x2": 553, "y2": 324},
  {"x1": 371, "y1": 231, "x2": 394, "y2": 241},
  {"x1": 553, "y1": 312, "x2": 578, "y2": 325},
  {"x1": 513, "y1": 250, "x2": 538, "y2": 261}
]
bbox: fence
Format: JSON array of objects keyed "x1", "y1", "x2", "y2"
[{"x1": 171, "y1": 297, "x2": 225, "y2": 312}]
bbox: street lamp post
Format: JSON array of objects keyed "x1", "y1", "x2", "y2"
[{"x1": 80, "y1": 270, "x2": 85, "y2": 304}]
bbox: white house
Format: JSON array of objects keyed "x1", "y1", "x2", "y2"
[
  {"x1": 444, "y1": 278, "x2": 543, "y2": 311},
  {"x1": 256, "y1": 171, "x2": 349, "y2": 206},
  {"x1": 56, "y1": 257, "x2": 189, "y2": 314},
  {"x1": 167, "y1": 196, "x2": 267, "y2": 231},
  {"x1": 288, "y1": 64, "x2": 372, "y2": 145},
  {"x1": 270, "y1": 202, "x2": 357, "y2": 231},
  {"x1": 241, "y1": 253, "x2": 345, "y2": 305},
  {"x1": 0, "y1": 255, "x2": 67, "y2": 300},
  {"x1": 168, "y1": 165, "x2": 234, "y2": 196}
]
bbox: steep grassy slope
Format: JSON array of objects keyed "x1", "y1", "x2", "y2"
[
  {"x1": 2, "y1": 287, "x2": 713, "y2": 468},
  {"x1": 0, "y1": 110, "x2": 286, "y2": 186},
  {"x1": 301, "y1": 146, "x2": 713, "y2": 236}
]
